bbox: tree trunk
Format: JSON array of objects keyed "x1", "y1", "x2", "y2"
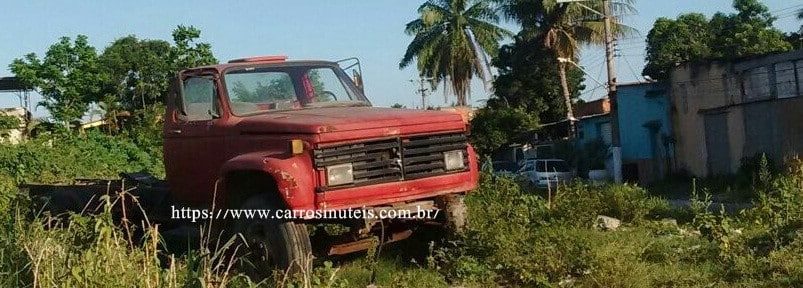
[
  {"x1": 456, "y1": 91, "x2": 467, "y2": 107},
  {"x1": 557, "y1": 61, "x2": 576, "y2": 137}
]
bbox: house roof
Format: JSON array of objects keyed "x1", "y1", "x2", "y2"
[{"x1": 575, "y1": 98, "x2": 610, "y2": 117}]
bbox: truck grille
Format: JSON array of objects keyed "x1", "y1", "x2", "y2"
[
  {"x1": 313, "y1": 132, "x2": 468, "y2": 189},
  {"x1": 313, "y1": 138, "x2": 402, "y2": 187},
  {"x1": 402, "y1": 133, "x2": 469, "y2": 179}
]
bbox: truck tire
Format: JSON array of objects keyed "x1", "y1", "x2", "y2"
[
  {"x1": 234, "y1": 194, "x2": 312, "y2": 276},
  {"x1": 437, "y1": 193, "x2": 468, "y2": 237}
]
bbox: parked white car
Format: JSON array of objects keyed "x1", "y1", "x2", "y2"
[{"x1": 518, "y1": 159, "x2": 575, "y2": 188}]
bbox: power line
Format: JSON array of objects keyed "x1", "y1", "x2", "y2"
[
  {"x1": 619, "y1": 54, "x2": 644, "y2": 81},
  {"x1": 769, "y1": 4, "x2": 803, "y2": 15},
  {"x1": 578, "y1": 60, "x2": 608, "y2": 100}
]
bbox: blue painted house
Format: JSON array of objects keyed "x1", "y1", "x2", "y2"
[
  {"x1": 574, "y1": 98, "x2": 613, "y2": 176},
  {"x1": 575, "y1": 98, "x2": 612, "y2": 148},
  {"x1": 615, "y1": 82, "x2": 673, "y2": 183}
]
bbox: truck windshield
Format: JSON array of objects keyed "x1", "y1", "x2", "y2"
[{"x1": 223, "y1": 65, "x2": 368, "y2": 115}]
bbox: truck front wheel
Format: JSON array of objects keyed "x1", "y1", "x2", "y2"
[
  {"x1": 436, "y1": 193, "x2": 468, "y2": 237},
  {"x1": 234, "y1": 194, "x2": 312, "y2": 276}
]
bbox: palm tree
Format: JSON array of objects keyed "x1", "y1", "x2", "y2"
[
  {"x1": 401, "y1": 0, "x2": 512, "y2": 106},
  {"x1": 500, "y1": 0, "x2": 634, "y2": 134}
]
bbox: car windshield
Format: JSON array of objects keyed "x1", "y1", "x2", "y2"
[
  {"x1": 535, "y1": 160, "x2": 570, "y2": 172},
  {"x1": 223, "y1": 65, "x2": 368, "y2": 115}
]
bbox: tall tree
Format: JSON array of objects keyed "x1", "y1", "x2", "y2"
[
  {"x1": 790, "y1": 8, "x2": 803, "y2": 49},
  {"x1": 709, "y1": 0, "x2": 791, "y2": 58},
  {"x1": 470, "y1": 106, "x2": 540, "y2": 155},
  {"x1": 170, "y1": 25, "x2": 217, "y2": 71},
  {"x1": 472, "y1": 35, "x2": 585, "y2": 155},
  {"x1": 100, "y1": 36, "x2": 173, "y2": 111},
  {"x1": 9, "y1": 35, "x2": 103, "y2": 124},
  {"x1": 401, "y1": 0, "x2": 511, "y2": 106},
  {"x1": 492, "y1": 36, "x2": 584, "y2": 124},
  {"x1": 99, "y1": 26, "x2": 216, "y2": 132},
  {"x1": 644, "y1": 0, "x2": 792, "y2": 80},
  {"x1": 498, "y1": 0, "x2": 634, "y2": 134},
  {"x1": 643, "y1": 14, "x2": 713, "y2": 81},
  {"x1": 10, "y1": 26, "x2": 217, "y2": 129}
]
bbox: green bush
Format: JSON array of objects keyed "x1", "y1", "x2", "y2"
[
  {"x1": 549, "y1": 181, "x2": 668, "y2": 227},
  {"x1": 0, "y1": 131, "x2": 163, "y2": 184},
  {"x1": 599, "y1": 184, "x2": 656, "y2": 223},
  {"x1": 434, "y1": 172, "x2": 674, "y2": 286}
]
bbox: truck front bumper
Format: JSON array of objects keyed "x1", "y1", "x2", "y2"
[
  {"x1": 315, "y1": 169, "x2": 477, "y2": 210},
  {"x1": 314, "y1": 143, "x2": 479, "y2": 211}
]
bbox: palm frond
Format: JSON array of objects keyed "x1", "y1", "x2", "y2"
[
  {"x1": 401, "y1": 0, "x2": 510, "y2": 105},
  {"x1": 400, "y1": 23, "x2": 448, "y2": 68},
  {"x1": 464, "y1": 0, "x2": 501, "y2": 23}
]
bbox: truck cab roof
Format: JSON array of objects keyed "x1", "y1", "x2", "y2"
[{"x1": 182, "y1": 56, "x2": 340, "y2": 74}]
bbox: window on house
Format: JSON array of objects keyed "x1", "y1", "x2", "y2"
[
  {"x1": 744, "y1": 67, "x2": 771, "y2": 101},
  {"x1": 598, "y1": 122, "x2": 612, "y2": 146},
  {"x1": 775, "y1": 62, "x2": 797, "y2": 99}
]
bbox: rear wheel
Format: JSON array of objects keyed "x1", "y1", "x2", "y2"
[{"x1": 234, "y1": 194, "x2": 312, "y2": 276}]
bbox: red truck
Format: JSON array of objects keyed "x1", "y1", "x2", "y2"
[{"x1": 29, "y1": 55, "x2": 479, "y2": 274}]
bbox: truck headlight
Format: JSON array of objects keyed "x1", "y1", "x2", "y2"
[
  {"x1": 443, "y1": 150, "x2": 465, "y2": 171},
  {"x1": 326, "y1": 163, "x2": 354, "y2": 186}
]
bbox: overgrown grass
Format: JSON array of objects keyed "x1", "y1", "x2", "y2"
[
  {"x1": 423, "y1": 157, "x2": 803, "y2": 287},
  {"x1": 1, "y1": 133, "x2": 803, "y2": 287}
]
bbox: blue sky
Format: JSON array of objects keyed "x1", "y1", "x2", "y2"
[{"x1": 0, "y1": 0, "x2": 801, "y2": 117}]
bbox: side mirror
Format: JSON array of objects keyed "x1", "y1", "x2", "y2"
[
  {"x1": 336, "y1": 57, "x2": 364, "y2": 94},
  {"x1": 352, "y1": 69, "x2": 364, "y2": 93}
]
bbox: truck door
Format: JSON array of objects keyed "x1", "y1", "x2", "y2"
[{"x1": 163, "y1": 74, "x2": 228, "y2": 206}]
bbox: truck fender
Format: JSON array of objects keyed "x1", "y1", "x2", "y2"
[{"x1": 220, "y1": 152, "x2": 316, "y2": 211}]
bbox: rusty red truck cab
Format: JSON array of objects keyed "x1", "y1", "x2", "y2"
[
  {"x1": 164, "y1": 56, "x2": 478, "y2": 211},
  {"x1": 162, "y1": 56, "x2": 478, "y2": 272}
]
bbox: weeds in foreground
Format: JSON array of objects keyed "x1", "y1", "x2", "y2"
[{"x1": 3, "y1": 132, "x2": 803, "y2": 287}]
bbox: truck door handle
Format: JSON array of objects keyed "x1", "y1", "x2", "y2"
[{"x1": 169, "y1": 129, "x2": 182, "y2": 135}]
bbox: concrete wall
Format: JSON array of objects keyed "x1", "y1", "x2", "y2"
[
  {"x1": 671, "y1": 49, "x2": 803, "y2": 176},
  {"x1": 671, "y1": 62, "x2": 727, "y2": 176}
]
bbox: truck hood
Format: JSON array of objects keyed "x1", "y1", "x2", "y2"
[{"x1": 234, "y1": 107, "x2": 467, "y2": 138}]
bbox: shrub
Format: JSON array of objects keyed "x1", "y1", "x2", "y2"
[
  {"x1": 0, "y1": 131, "x2": 163, "y2": 184},
  {"x1": 549, "y1": 181, "x2": 668, "y2": 227},
  {"x1": 599, "y1": 184, "x2": 656, "y2": 223}
]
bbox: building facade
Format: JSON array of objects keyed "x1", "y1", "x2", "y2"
[
  {"x1": 576, "y1": 98, "x2": 612, "y2": 147},
  {"x1": 671, "y1": 49, "x2": 803, "y2": 176},
  {"x1": 615, "y1": 82, "x2": 673, "y2": 183}
]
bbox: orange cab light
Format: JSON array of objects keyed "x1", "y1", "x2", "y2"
[
  {"x1": 228, "y1": 55, "x2": 288, "y2": 63},
  {"x1": 289, "y1": 139, "x2": 304, "y2": 155}
]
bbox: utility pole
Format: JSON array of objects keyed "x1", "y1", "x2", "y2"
[
  {"x1": 602, "y1": 0, "x2": 622, "y2": 183},
  {"x1": 557, "y1": 0, "x2": 622, "y2": 183},
  {"x1": 410, "y1": 77, "x2": 432, "y2": 109}
]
